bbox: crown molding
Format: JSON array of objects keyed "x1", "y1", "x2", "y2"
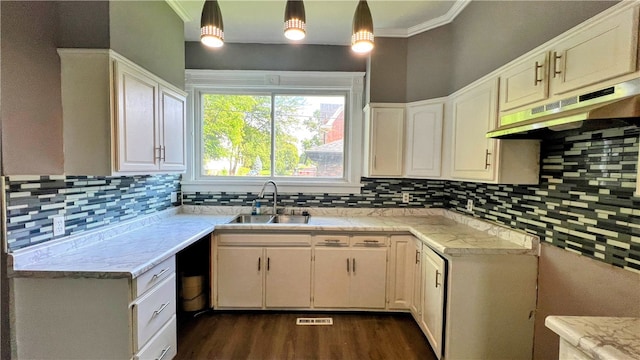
[
  {"x1": 376, "y1": 0, "x2": 471, "y2": 38},
  {"x1": 165, "y1": 0, "x2": 192, "y2": 22}
]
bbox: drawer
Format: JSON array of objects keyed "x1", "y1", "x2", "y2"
[
  {"x1": 134, "y1": 315, "x2": 177, "y2": 360},
  {"x1": 133, "y1": 274, "x2": 176, "y2": 352},
  {"x1": 217, "y1": 233, "x2": 311, "y2": 246},
  {"x1": 313, "y1": 234, "x2": 349, "y2": 246},
  {"x1": 133, "y1": 256, "x2": 175, "y2": 298},
  {"x1": 350, "y1": 235, "x2": 388, "y2": 247}
]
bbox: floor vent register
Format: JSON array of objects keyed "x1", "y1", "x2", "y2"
[{"x1": 296, "y1": 317, "x2": 333, "y2": 325}]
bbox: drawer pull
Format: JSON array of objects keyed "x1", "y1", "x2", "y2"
[
  {"x1": 156, "y1": 345, "x2": 171, "y2": 360},
  {"x1": 151, "y1": 268, "x2": 169, "y2": 281},
  {"x1": 363, "y1": 240, "x2": 379, "y2": 244},
  {"x1": 152, "y1": 302, "x2": 169, "y2": 317},
  {"x1": 324, "y1": 239, "x2": 341, "y2": 243}
]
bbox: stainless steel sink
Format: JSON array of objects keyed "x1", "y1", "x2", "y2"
[
  {"x1": 228, "y1": 214, "x2": 274, "y2": 223},
  {"x1": 227, "y1": 214, "x2": 310, "y2": 224},
  {"x1": 270, "y1": 215, "x2": 310, "y2": 224}
]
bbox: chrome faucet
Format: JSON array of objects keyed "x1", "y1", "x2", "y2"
[{"x1": 258, "y1": 180, "x2": 278, "y2": 215}]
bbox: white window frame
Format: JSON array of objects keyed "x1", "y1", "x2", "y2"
[{"x1": 183, "y1": 70, "x2": 365, "y2": 194}]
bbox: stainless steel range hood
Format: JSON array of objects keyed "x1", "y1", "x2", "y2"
[{"x1": 487, "y1": 78, "x2": 640, "y2": 139}]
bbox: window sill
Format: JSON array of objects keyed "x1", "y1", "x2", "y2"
[{"x1": 180, "y1": 180, "x2": 364, "y2": 195}]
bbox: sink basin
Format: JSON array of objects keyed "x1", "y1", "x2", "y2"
[
  {"x1": 270, "y1": 215, "x2": 310, "y2": 224},
  {"x1": 228, "y1": 214, "x2": 274, "y2": 224}
]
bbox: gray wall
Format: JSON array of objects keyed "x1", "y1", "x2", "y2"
[
  {"x1": 406, "y1": 25, "x2": 453, "y2": 101},
  {"x1": 110, "y1": 1, "x2": 185, "y2": 88},
  {"x1": 186, "y1": 42, "x2": 367, "y2": 72},
  {"x1": 57, "y1": 1, "x2": 110, "y2": 48},
  {"x1": 1, "y1": 1, "x2": 64, "y2": 175},
  {"x1": 368, "y1": 37, "x2": 407, "y2": 103},
  {"x1": 370, "y1": 0, "x2": 619, "y2": 102}
]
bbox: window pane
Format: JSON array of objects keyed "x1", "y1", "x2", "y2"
[
  {"x1": 274, "y1": 95, "x2": 345, "y2": 178},
  {"x1": 201, "y1": 94, "x2": 271, "y2": 176}
]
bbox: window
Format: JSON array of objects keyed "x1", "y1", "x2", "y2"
[
  {"x1": 183, "y1": 71, "x2": 365, "y2": 194},
  {"x1": 201, "y1": 93, "x2": 346, "y2": 178}
]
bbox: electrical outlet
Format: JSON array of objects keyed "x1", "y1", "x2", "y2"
[
  {"x1": 466, "y1": 199, "x2": 474, "y2": 212},
  {"x1": 171, "y1": 191, "x2": 178, "y2": 203},
  {"x1": 53, "y1": 215, "x2": 65, "y2": 237},
  {"x1": 402, "y1": 192, "x2": 411, "y2": 203}
]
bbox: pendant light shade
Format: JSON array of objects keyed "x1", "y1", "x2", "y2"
[
  {"x1": 351, "y1": 0, "x2": 374, "y2": 53},
  {"x1": 201, "y1": 0, "x2": 224, "y2": 48},
  {"x1": 284, "y1": 0, "x2": 306, "y2": 41}
]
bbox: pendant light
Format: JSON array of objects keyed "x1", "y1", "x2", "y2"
[
  {"x1": 284, "y1": 0, "x2": 306, "y2": 41},
  {"x1": 351, "y1": 0, "x2": 374, "y2": 53},
  {"x1": 201, "y1": 0, "x2": 224, "y2": 47}
]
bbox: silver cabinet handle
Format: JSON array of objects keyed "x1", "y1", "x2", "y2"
[
  {"x1": 267, "y1": 257, "x2": 270, "y2": 271},
  {"x1": 151, "y1": 268, "x2": 168, "y2": 280},
  {"x1": 258, "y1": 257, "x2": 261, "y2": 271},
  {"x1": 552, "y1": 51, "x2": 562, "y2": 78},
  {"x1": 415, "y1": 250, "x2": 420, "y2": 264},
  {"x1": 325, "y1": 239, "x2": 341, "y2": 243},
  {"x1": 161, "y1": 145, "x2": 166, "y2": 161},
  {"x1": 155, "y1": 147, "x2": 162, "y2": 161},
  {"x1": 484, "y1": 149, "x2": 491, "y2": 169},
  {"x1": 153, "y1": 302, "x2": 169, "y2": 317},
  {"x1": 352, "y1": 258, "x2": 356, "y2": 273},
  {"x1": 346, "y1": 258, "x2": 350, "y2": 273},
  {"x1": 534, "y1": 61, "x2": 543, "y2": 86},
  {"x1": 156, "y1": 345, "x2": 171, "y2": 360},
  {"x1": 363, "y1": 239, "x2": 379, "y2": 244},
  {"x1": 435, "y1": 270, "x2": 441, "y2": 288}
]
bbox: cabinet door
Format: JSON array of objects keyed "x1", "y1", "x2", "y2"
[
  {"x1": 114, "y1": 61, "x2": 159, "y2": 172},
  {"x1": 499, "y1": 51, "x2": 549, "y2": 112},
  {"x1": 421, "y1": 246, "x2": 446, "y2": 359},
  {"x1": 388, "y1": 235, "x2": 416, "y2": 310},
  {"x1": 404, "y1": 103, "x2": 443, "y2": 178},
  {"x1": 313, "y1": 247, "x2": 351, "y2": 308},
  {"x1": 551, "y1": 7, "x2": 639, "y2": 95},
  {"x1": 451, "y1": 77, "x2": 499, "y2": 181},
  {"x1": 216, "y1": 247, "x2": 263, "y2": 308},
  {"x1": 265, "y1": 248, "x2": 311, "y2": 308},
  {"x1": 350, "y1": 247, "x2": 387, "y2": 309},
  {"x1": 159, "y1": 86, "x2": 186, "y2": 172},
  {"x1": 410, "y1": 239, "x2": 422, "y2": 316},
  {"x1": 368, "y1": 107, "x2": 404, "y2": 177}
]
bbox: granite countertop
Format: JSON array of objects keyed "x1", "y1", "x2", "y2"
[
  {"x1": 545, "y1": 316, "x2": 640, "y2": 360},
  {"x1": 9, "y1": 207, "x2": 538, "y2": 279}
]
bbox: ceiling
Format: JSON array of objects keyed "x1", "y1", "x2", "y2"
[{"x1": 168, "y1": 0, "x2": 470, "y2": 45}]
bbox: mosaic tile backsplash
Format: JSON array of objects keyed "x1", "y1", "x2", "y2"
[
  {"x1": 5, "y1": 174, "x2": 181, "y2": 251},
  {"x1": 3, "y1": 126, "x2": 638, "y2": 272},
  {"x1": 182, "y1": 178, "x2": 447, "y2": 208},
  {"x1": 447, "y1": 126, "x2": 639, "y2": 272}
]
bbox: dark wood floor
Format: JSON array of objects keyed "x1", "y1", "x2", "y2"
[{"x1": 176, "y1": 311, "x2": 437, "y2": 360}]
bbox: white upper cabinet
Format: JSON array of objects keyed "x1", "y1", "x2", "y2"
[
  {"x1": 404, "y1": 102, "x2": 444, "y2": 178},
  {"x1": 499, "y1": 51, "x2": 550, "y2": 112},
  {"x1": 58, "y1": 49, "x2": 187, "y2": 176},
  {"x1": 550, "y1": 6, "x2": 639, "y2": 96},
  {"x1": 363, "y1": 104, "x2": 405, "y2": 177},
  {"x1": 499, "y1": 4, "x2": 639, "y2": 114},
  {"x1": 450, "y1": 77, "x2": 540, "y2": 184}
]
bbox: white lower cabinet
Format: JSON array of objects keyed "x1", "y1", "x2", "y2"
[
  {"x1": 388, "y1": 235, "x2": 418, "y2": 310},
  {"x1": 215, "y1": 233, "x2": 312, "y2": 309},
  {"x1": 418, "y1": 246, "x2": 446, "y2": 359},
  {"x1": 12, "y1": 257, "x2": 177, "y2": 360},
  {"x1": 312, "y1": 234, "x2": 388, "y2": 309}
]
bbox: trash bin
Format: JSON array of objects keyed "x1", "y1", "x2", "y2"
[{"x1": 181, "y1": 274, "x2": 206, "y2": 312}]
